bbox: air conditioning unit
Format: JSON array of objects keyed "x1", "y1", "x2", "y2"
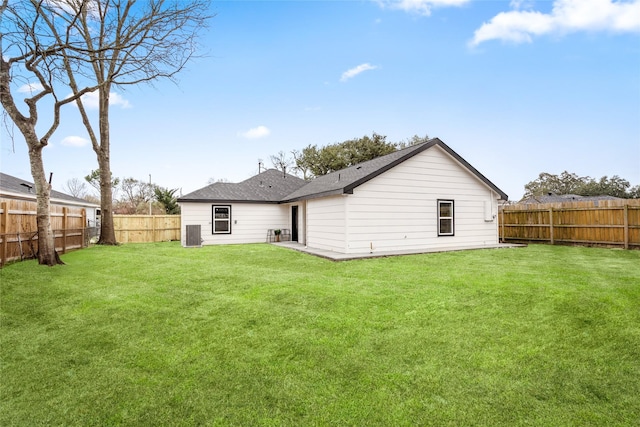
[{"x1": 185, "y1": 224, "x2": 202, "y2": 247}]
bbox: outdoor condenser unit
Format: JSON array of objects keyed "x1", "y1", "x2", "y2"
[{"x1": 185, "y1": 224, "x2": 202, "y2": 247}]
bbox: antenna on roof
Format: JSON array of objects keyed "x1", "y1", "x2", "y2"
[
  {"x1": 283, "y1": 166, "x2": 286, "y2": 178},
  {"x1": 258, "y1": 159, "x2": 264, "y2": 174}
]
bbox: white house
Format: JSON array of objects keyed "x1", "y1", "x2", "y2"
[{"x1": 178, "y1": 138, "x2": 508, "y2": 255}]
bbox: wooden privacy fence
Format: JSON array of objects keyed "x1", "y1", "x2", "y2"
[
  {"x1": 113, "y1": 215, "x2": 180, "y2": 243},
  {"x1": 499, "y1": 199, "x2": 640, "y2": 249},
  {"x1": 0, "y1": 200, "x2": 90, "y2": 266}
]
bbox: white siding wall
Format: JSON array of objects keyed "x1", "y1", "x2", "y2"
[
  {"x1": 306, "y1": 196, "x2": 346, "y2": 252},
  {"x1": 179, "y1": 202, "x2": 289, "y2": 246},
  {"x1": 345, "y1": 146, "x2": 500, "y2": 254}
]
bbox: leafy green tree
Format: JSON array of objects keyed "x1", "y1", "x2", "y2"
[
  {"x1": 523, "y1": 171, "x2": 588, "y2": 199},
  {"x1": 154, "y1": 187, "x2": 181, "y2": 215},
  {"x1": 523, "y1": 171, "x2": 637, "y2": 200},
  {"x1": 292, "y1": 145, "x2": 321, "y2": 180},
  {"x1": 339, "y1": 133, "x2": 397, "y2": 168},
  {"x1": 398, "y1": 134, "x2": 430, "y2": 148},
  {"x1": 579, "y1": 175, "x2": 631, "y2": 198},
  {"x1": 289, "y1": 133, "x2": 398, "y2": 179}
]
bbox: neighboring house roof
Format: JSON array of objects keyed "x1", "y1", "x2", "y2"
[
  {"x1": 178, "y1": 138, "x2": 509, "y2": 204},
  {"x1": 179, "y1": 168, "x2": 307, "y2": 203},
  {"x1": 0, "y1": 172, "x2": 99, "y2": 207},
  {"x1": 520, "y1": 193, "x2": 624, "y2": 204}
]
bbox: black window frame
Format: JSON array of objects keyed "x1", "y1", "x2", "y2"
[
  {"x1": 212, "y1": 205, "x2": 232, "y2": 234},
  {"x1": 437, "y1": 199, "x2": 455, "y2": 236}
]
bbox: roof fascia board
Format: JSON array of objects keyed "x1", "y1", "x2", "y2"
[
  {"x1": 1, "y1": 190, "x2": 99, "y2": 207},
  {"x1": 50, "y1": 198, "x2": 100, "y2": 208},
  {"x1": 177, "y1": 198, "x2": 281, "y2": 204},
  {"x1": 0, "y1": 191, "x2": 36, "y2": 202},
  {"x1": 280, "y1": 188, "x2": 345, "y2": 204}
]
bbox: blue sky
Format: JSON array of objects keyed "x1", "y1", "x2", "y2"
[{"x1": 1, "y1": 0, "x2": 639, "y2": 201}]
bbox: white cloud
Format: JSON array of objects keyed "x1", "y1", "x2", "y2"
[
  {"x1": 18, "y1": 83, "x2": 45, "y2": 93},
  {"x1": 509, "y1": 0, "x2": 536, "y2": 10},
  {"x1": 238, "y1": 125, "x2": 271, "y2": 139},
  {"x1": 377, "y1": 0, "x2": 469, "y2": 16},
  {"x1": 340, "y1": 63, "x2": 379, "y2": 82},
  {"x1": 108, "y1": 92, "x2": 132, "y2": 109},
  {"x1": 69, "y1": 91, "x2": 132, "y2": 109},
  {"x1": 61, "y1": 135, "x2": 89, "y2": 147},
  {"x1": 470, "y1": 0, "x2": 640, "y2": 47}
]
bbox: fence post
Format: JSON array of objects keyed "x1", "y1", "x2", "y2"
[
  {"x1": 1, "y1": 202, "x2": 7, "y2": 266},
  {"x1": 549, "y1": 208, "x2": 554, "y2": 245},
  {"x1": 62, "y1": 207, "x2": 68, "y2": 254},
  {"x1": 623, "y1": 203, "x2": 629, "y2": 250},
  {"x1": 500, "y1": 207, "x2": 504, "y2": 242},
  {"x1": 81, "y1": 209, "x2": 87, "y2": 248}
]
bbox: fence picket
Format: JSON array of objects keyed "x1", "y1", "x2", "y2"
[
  {"x1": 500, "y1": 200, "x2": 640, "y2": 249},
  {"x1": 0, "y1": 200, "x2": 181, "y2": 266},
  {"x1": 0, "y1": 199, "x2": 89, "y2": 266}
]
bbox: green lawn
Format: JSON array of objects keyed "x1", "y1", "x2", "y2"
[{"x1": 1, "y1": 243, "x2": 639, "y2": 426}]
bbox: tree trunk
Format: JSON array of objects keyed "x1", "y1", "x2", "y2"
[
  {"x1": 29, "y1": 149, "x2": 63, "y2": 265},
  {"x1": 96, "y1": 87, "x2": 117, "y2": 245},
  {"x1": 97, "y1": 155, "x2": 117, "y2": 245}
]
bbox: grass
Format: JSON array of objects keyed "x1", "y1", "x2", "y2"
[{"x1": 1, "y1": 243, "x2": 639, "y2": 426}]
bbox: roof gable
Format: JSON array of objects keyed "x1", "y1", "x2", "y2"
[{"x1": 282, "y1": 138, "x2": 508, "y2": 202}]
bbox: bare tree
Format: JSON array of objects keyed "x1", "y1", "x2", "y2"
[
  {"x1": 117, "y1": 177, "x2": 154, "y2": 214},
  {"x1": 207, "y1": 177, "x2": 230, "y2": 185},
  {"x1": 270, "y1": 150, "x2": 293, "y2": 173},
  {"x1": 0, "y1": 0, "x2": 92, "y2": 265},
  {"x1": 36, "y1": 0, "x2": 211, "y2": 244},
  {"x1": 64, "y1": 177, "x2": 89, "y2": 199}
]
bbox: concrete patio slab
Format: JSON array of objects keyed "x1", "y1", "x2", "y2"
[{"x1": 272, "y1": 241, "x2": 526, "y2": 261}]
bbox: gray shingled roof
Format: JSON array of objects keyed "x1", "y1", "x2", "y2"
[
  {"x1": 178, "y1": 138, "x2": 509, "y2": 204},
  {"x1": 178, "y1": 169, "x2": 307, "y2": 203},
  {"x1": 282, "y1": 137, "x2": 508, "y2": 202},
  {"x1": 0, "y1": 172, "x2": 98, "y2": 206}
]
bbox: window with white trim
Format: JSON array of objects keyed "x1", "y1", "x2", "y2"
[
  {"x1": 438, "y1": 200, "x2": 454, "y2": 236},
  {"x1": 212, "y1": 205, "x2": 231, "y2": 234}
]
